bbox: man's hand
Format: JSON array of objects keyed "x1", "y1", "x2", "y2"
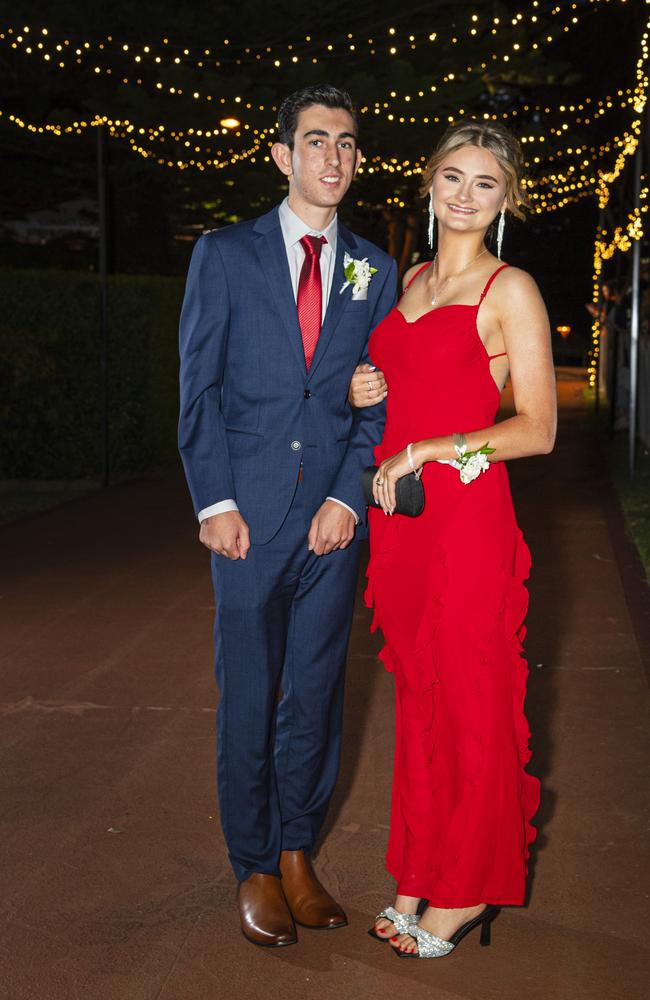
[
  {"x1": 308, "y1": 501, "x2": 356, "y2": 556},
  {"x1": 199, "y1": 511, "x2": 251, "y2": 560}
]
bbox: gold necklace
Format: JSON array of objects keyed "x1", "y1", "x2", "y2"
[{"x1": 430, "y1": 247, "x2": 488, "y2": 307}]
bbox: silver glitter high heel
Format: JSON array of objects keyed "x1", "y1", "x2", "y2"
[
  {"x1": 368, "y1": 905, "x2": 420, "y2": 943},
  {"x1": 394, "y1": 905, "x2": 500, "y2": 958}
]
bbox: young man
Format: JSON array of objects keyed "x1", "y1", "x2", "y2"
[{"x1": 179, "y1": 85, "x2": 397, "y2": 947}]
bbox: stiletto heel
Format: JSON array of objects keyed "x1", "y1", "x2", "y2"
[
  {"x1": 394, "y1": 905, "x2": 500, "y2": 959},
  {"x1": 479, "y1": 915, "x2": 492, "y2": 947}
]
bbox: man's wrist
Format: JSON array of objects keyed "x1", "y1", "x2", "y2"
[
  {"x1": 198, "y1": 499, "x2": 239, "y2": 522},
  {"x1": 326, "y1": 496, "x2": 360, "y2": 525}
]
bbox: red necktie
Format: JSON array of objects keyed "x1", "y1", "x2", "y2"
[{"x1": 297, "y1": 234, "x2": 326, "y2": 370}]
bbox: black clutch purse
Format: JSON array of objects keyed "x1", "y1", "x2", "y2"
[{"x1": 362, "y1": 466, "x2": 425, "y2": 517}]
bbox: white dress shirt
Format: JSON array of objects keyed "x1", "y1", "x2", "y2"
[
  {"x1": 280, "y1": 197, "x2": 337, "y2": 322},
  {"x1": 198, "y1": 198, "x2": 359, "y2": 525}
]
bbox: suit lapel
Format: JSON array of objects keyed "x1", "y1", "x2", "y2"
[
  {"x1": 253, "y1": 210, "x2": 307, "y2": 373},
  {"x1": 308, "y1": 223, "x2": 358, "y2": 380}
]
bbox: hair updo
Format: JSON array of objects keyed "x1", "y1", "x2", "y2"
[{"x1": 419, "y1": 120, "x2": 528, "y2": 220}]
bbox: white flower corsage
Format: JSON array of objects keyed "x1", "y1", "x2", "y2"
[
  {"x1": 438, "y1": 441, "x2": 495, "y2": 484},
  {"x1": 339, "y1": 252, "x2": 377, "y2": 295},
  {"x1": 454, "y1": 441, "x2": 495, "y2": 484}
]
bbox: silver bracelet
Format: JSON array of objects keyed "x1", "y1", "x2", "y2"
[
  {"x1": 406, "y1": 442, "x2": 422, "y2": 480},
  {"x1": 452, "y1": 432, "x2": 467, "y2": 453}
]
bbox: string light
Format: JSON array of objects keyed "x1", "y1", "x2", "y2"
[
  {"x1": 4, "y1": 59, "x2": 639, "y2": 181},
  {"x1": 0, "y1": 3, "x2": 606, "y2": 119},
  {"x1": 587, "y1": 11, "x2": 649, "y2": 387},
  {"x1": 0, "y1": 0, "x2": 645, "y2": 331},
  {"x1": 0, "y1": 109, "x2": 274, "y2": 167},
  {"x1": 0, "y1": 2, "x2": 617, "y2": 73},
  {"x1": 0, "y1": 92, "x2": 642, "y2": 199}
]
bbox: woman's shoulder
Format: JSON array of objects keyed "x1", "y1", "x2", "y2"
[
  {"x1": 486, "y1": 262, "x2": 543, "y2": 309},
  {"x1": 494, "y1": 263, "x2": 540, "y2": 294}
]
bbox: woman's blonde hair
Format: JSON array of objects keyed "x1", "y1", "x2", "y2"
[{"x1": 419, "y1": 120, "x2": 528, "y2": 220}]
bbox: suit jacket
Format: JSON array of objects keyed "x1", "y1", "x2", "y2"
[{"x1": 178, "y1": 204, "x2": 397, "y2": 544}]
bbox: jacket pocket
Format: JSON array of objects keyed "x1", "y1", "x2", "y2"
[{"x1": 225, "y1": 426, "x2": 264, "y2": 457}]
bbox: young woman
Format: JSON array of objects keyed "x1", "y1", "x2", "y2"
[{"x1": 350, "y1": 121, "x2": 556, "y2": 959}]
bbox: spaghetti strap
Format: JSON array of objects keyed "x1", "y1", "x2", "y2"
[
  {"x1": 487, "y1": 351, "x2": 508, "y2": 361},
  {"x1": 405, "y1": 261, "x2": 432, "y2": 290},
  {"x1": 478, "y1": 263, "x2": 509, "y2": 306}
]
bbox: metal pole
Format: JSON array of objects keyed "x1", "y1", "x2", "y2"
[
  {"x1": 97, "y1": 123, "x2": 110, "y2": 487},
  {"x1": 608, "y1": 250, "x2": 624, "y2": 436},
  {"x1": 628, "y1": 142, "x2": 642, "y2": 477},
  {"x1": 594, "y1": 208, "x2": 606, "y2": 416}
]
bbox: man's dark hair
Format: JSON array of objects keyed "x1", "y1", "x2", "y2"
[{"x1": 277, "y1": 85, "x2": 358, "y2": 149}]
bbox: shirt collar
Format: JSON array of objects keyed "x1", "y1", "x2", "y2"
[{"x1": 278, "y1": 197, "x2": 337, "y2": 254}]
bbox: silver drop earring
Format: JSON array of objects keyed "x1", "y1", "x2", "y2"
[
  {"x1": 428, "y1": 195, "x2": 435, "y2": 250},
  {"x1": 497, "y1": 209, "x2": 505, "y2": 260}
]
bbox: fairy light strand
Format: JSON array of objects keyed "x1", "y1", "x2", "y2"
[
  {"x1": 0, "y1": 2, "x2": 622, "y2": 72},
  {"x1": 587, "y1": 11, "x2": 648, "y2": 386}
]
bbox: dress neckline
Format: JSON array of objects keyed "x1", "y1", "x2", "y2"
[
  {"x1": 396, "y1": 262, "x2": 509, "y2": 326},
  {"x1": 394, "y1": 302, "x2": 477, "y2": 326}
]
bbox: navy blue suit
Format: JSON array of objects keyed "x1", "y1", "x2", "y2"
[{"x1": 179, "y1": 205, "x2": 397, "y2": 880}]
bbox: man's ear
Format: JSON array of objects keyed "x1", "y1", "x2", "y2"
[
  {"x1": 353, "y1": 147, "x2": 362, "y2": 177},
  {"x1": 271, "y1": 142, "x2": 293, "y2": 177}
]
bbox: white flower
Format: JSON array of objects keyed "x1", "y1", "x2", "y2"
[
  {"x1": 445, "y1": 440, "x2": 495, "y2": 484},
  {"x1": 459, "y1": 452, "x2": 490, "y2": 484},
  {"x1": 339, "y1": 252, "x2": 378, "y2": 294}
]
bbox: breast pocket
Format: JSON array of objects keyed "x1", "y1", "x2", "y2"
[{"x1": 343, "y1": 300, "x2": 369, "y2": 315}]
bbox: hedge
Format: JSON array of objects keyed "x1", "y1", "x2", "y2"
[{"x1": 0, "y1": 268, "x2": 184, "y2": 479}]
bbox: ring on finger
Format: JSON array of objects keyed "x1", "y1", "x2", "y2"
[{"x1": 375, "y1": 477, "x2": 384, "y2": 486}]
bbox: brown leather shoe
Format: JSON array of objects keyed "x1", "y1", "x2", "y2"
[
  {"x1": 280, "y1": 850, "x2": 348, "y2": 930},
  {"x1": 237, "y1": 873, "x2": 297, "y2": 947}
]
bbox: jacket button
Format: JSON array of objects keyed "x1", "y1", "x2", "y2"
[
  {"x1": 303, "y1": 389, "x2": 311, "y2": 399},
  {"x1": 291, "y1": 440, "x2": 301, "y2": 451}
]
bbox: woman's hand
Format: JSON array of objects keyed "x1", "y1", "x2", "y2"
[
  {"x1": 348, "y1": 363, "x2": 388, "y2": 408},
  {"x1": 373, "y1": 445, "x2": 423, "y2": 514}
]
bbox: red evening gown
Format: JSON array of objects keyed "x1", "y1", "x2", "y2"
[{"x1": 365, "y1": 263, "x2": 540, "y2": 907}]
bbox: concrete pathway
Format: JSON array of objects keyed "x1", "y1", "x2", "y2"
[{"x1": 1, "y1": 374, "x2": 648, "y2": 1000}]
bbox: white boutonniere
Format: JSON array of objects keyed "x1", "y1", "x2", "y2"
[
  {"x1": 453, "y1": 442, "x2": 495, "y2": 484},
  {"x1": 339, "y1": 252, "x2": 378, "y2": 297}
]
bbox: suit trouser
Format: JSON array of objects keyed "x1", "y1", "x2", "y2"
[{"x1": 211, "y1": 474, "x2": 361, "y2": 882}]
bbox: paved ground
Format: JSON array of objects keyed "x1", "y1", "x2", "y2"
[{"x1": 1, "y1": 374, "x2": 648, "y2": 1000}]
